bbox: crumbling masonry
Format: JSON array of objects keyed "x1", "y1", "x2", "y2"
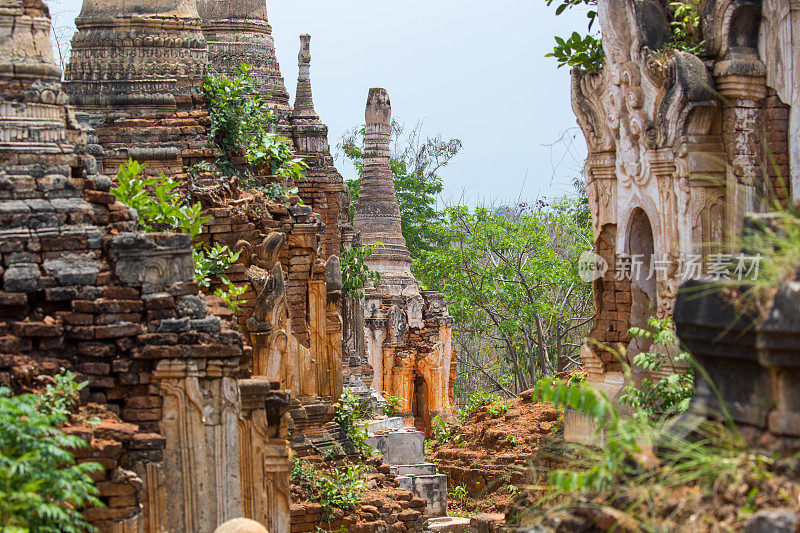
[
  {"x1": 1, "y1": 0, "x2": 457, "y2": 529},
  {"x1": 0, "y1": 0, "x2": 291, "y2": 531},
  {"x1": 570, "y1": 0, "x2": 793, "y2": 433}
]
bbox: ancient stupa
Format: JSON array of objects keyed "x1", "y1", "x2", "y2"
[
  {"x1": 63, "y1": 0, "x2": 210, "y2": 175},
  {"x1": 354, "y1": 88, "x2": 455, "y2": 434},
  {"x1": 197, "y1": 0, "x2": 291, "y2": 116}
]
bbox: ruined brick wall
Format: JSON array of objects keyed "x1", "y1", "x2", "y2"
[
  {"x1": 764, "y1": 90, "x2": 791, "y2": 206},
  {"x1": 194, "y1": 192, "x2": 343, "y2": 404},
  {"x1": 290, "y1": 458, "x2": 428, "y2": 533},
  {"x1": 0, "y1": 1, "x2": 254, "y2": 529},
  {"x1": 63, "y1": 0, "x2": 348, "y2": 419}
]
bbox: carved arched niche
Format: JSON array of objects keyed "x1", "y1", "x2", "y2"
[{"x1": 626, "y1": 208, "x2": 658, "y2": 376}]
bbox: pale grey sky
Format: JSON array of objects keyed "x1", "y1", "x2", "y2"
[{"x1": 49, "y1": 0, "x2": 589, "y2": 205}]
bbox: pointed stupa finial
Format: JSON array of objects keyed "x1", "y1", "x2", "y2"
[
  {"x1": 293, "y1": 34, "x2": 319, "y2": 119},
  {"x1": 354, "y1": 88, "x2": 413, "y2": 278}
]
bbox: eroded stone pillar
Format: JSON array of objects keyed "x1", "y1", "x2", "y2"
[
  {"x1": 153, "y1": 359, "x2": 243, "y2": 533},
  {"x1": 238, "y1": 379, "x2": 291, "y2": 533}
]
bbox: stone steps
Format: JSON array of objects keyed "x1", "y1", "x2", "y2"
[{"x1": 366, "y1": 425, "x2": 450, "y2": 518}]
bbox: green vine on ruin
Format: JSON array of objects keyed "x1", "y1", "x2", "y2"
[
  {"x1": 112, "y1": 159, "x2": 241, "y2": 290},
  {"x1": 201, "y1": 64, "x2": 307, "y2": 202}
]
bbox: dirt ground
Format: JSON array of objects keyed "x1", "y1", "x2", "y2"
[{"x1": 430, "y1": 391, "x2": 564, "y2": 515}]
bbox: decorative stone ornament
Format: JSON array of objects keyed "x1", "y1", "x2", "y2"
[{"x1": 569, "y1": 0, "x2": 792, "y2": 445}]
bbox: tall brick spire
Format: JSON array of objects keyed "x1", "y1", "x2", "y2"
[
  {"x1": 292, "y1": 34, "x2": 319, "y2": 120},
  {"x1": 198, "y1": 0, "x2": 291, "y2": 114},
  {"x1": 354, "y1": 88, "x2": 413, "y2": 277}
]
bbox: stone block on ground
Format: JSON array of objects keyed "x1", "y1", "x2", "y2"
[
  {"x1": 396, "y1": 473, "x2": 447, "y2": 517},
  {"x1": 390, "y1": 463, "x2": 438, "y2": 476},
  {"x1": 469, "y1": 513, "x2": 505, "y2": 533},
  {"x1": 366, "y1": 428, "x2": 424, "y2": 465},
  {"x1": 365, "y1": 416, "x2": 404, "y2": 435}
]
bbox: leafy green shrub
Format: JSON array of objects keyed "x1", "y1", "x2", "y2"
[
  {"x1": 382, "y1": 393, "x2": 402, "y2": 417},
  {"x1": 457, "y1": 390, "x2": 499, "y2": 420},
  {"x1": 315, "y1": 464, "x2": 367, "y2": 520},
  {"x1": 546, "y1": 31, "x2": 604, "y2": 72},
  {"x1": 112, "y1": 160, "x2": 241, "y2": 288},
  {"x1": 202, "y1": 64, "x2": 307, "y2": 185},
  {"x1": 619, "y1": 317, "x2": 694, "y2": 415},
  {"x1": 532, "y1": 377, "x2": 759, "y2": 509},
  {"x1": 193, "y1": 244, "x2": 242, "y2": 288},
  {"x1": 432, "y1": 415, "x2": 450, "y2": 444},
  {"x1": 668, "y1": 0, "x2": 705, "y2": 55},
  {"x1": 113, "y1": 159, "x2": 209, "y2": 238},
  {"x1": 213, "y1": 282, "x2": 247, "y2": 315},
  {"x1": 291, "y1": 457, "x2": 317, "y2": 487},
  {"x1": 333, "y1": 391, "x2": 371, "y2": 457},
  {"x1": 449, "y1": 484, "x2": 468, "y2": 507},
  {"x1": 341, "y1": 244, "x2": 382, "y2": 299},
  {"x1": 544, "y1": 0, "x2": 705, "y2": 73},
  {"x1": 488, "y1": 401, "x2": 510, "y2": 419},
  {"x1": 545, "y1": 0, "x2": 603, "y2": 72},
  {"x1": 0, "y1": 372, "x2": 103, "y2": 532},
  {"x1": 291, "y1": 458, "x2": 367, "y2": 522}
]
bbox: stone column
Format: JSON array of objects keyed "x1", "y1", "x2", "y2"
[
  {"x1": 238, "y1": 379, "x2": 291, "y2": 533},
  {"x1": 325, "y1": 255, "x2": 344, "y2": 401},
  {"x1": 153, "y1": 359, "x2": 243, "y2": 533},
  {"x1": 364, "y1": 291, "x2": 388, "y2": 393},
  {"x1": 715, "y1": 66, "x2": 768, "y2": 235}
]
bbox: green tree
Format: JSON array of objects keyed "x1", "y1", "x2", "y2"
[
  {"x1": 0, "y1": 373, "x2": 103, "y2": 532},
  {"x1": 417, "y1": 197, "x2": 595, "y2": 394},
  {"x1": 339, "y1": 121, "x2": 462, "y2": 266}
]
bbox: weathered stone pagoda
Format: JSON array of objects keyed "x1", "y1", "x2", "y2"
[
  {"x1": 569, "y1": 0, "x2": 793, "y2": 439},
  {"x1": 62, "y1": 0, "x2": 351, "y2": 456},
  {"x1": 199, "y1": 5, "x2": 350, "y2": 260},
  {"x1": 355, "y1": 88, "x2": 455, "y2": 434},
  {"x1": 289, "y1": 34, "x2": 352, "y2": 259},
  {"x1": 0, "y1": 0, "x2": 292, "y2": 531},
  {"x1": 197, "y1": 0, "x2": 291, "y2": 116},
  {"x1": 63, "y1": 0, "x2": 210, "y2": 176}
]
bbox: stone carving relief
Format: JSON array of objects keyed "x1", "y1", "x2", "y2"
[
  {"x1": 110, "y1": 233, "x2": 194, "y2": 287},
  {"x1": 238, "y1": 380, "x2": 291, "y2": 533},
  {"x1": 571, "y1": 0, "x2": 728, "y2": 385},
  {"x1": 154, "y1": 360, "x2": 242, "y2": 533}
]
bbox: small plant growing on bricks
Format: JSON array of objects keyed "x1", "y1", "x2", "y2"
[{"x1": 112, "y1": 159, "x2": 240, "y2": 288}]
